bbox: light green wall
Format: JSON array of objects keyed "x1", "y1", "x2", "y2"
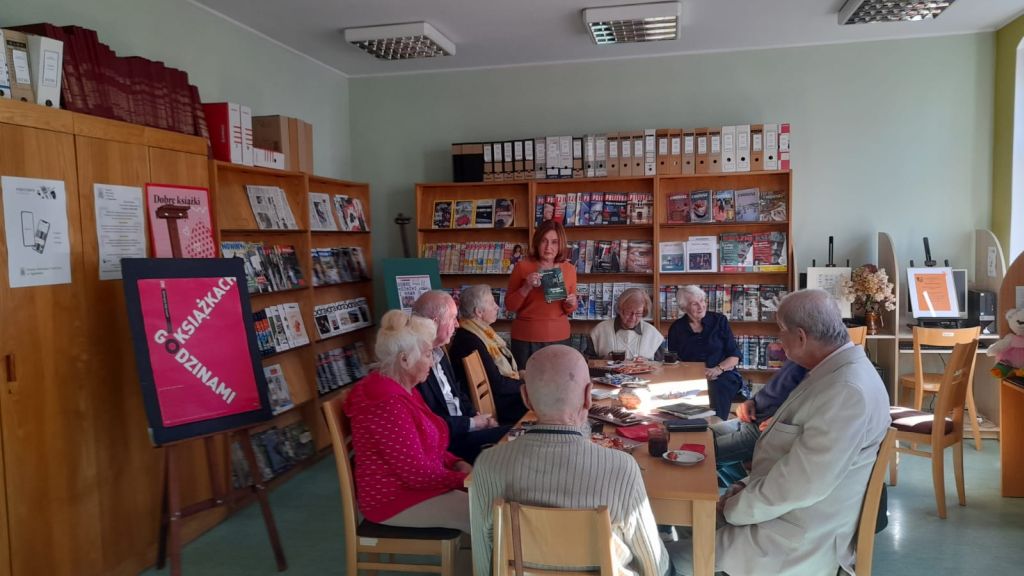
[
  {"x1": 994, "y1": 13, "x2": 1024, "y2": 259},
  {"x1": 0, "y1": 0, "x2": 351, "y2": 177},
  {"x1": 352, "y1": 34, "x2": 994, "y2": 277}
]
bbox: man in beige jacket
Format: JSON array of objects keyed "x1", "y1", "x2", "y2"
[{"x1": 671, "y1": 289, "x2": 890, "y2": 575}]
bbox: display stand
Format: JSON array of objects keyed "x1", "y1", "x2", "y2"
[{"x1": 156, "y1": 430, "x2": 287, "y2": 576}]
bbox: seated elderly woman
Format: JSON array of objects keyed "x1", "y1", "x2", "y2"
[
  {"x1": 342, "y1": 310, "x2": 472, "y2": 533},
  {"x1": 586, "y1": 287, "x2": 665, "y2": 360},
  {"x1": 448, "y1": 284, "x2": 528, "y2": 425},
  {"x1": 667, "y1": 285, "x2": 743, "y2": 420}
]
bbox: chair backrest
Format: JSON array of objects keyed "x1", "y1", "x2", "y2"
[
  {"x1": 493, "y1": 498, "x2": 615, "y2": 576},
  {"x1": 322, "y1": 397, "x2": 359, "y2": 572},
  {"x1": 931, "y1": 340, "x2": 980, "y2": 437},
  {"x1": 463, "y1": 350, "x2": 497, "y2": 418},
  {"x1": 910, "y1": 325, "x2": 980, "y2": 383},
  {"x1": 854, "y1": 427, "x2": 897, "y2": 576},
  {"x1": 847, "y1": 326, "x2": 868, "y2": 347}
]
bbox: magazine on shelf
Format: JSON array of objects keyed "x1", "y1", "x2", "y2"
[
  {"x1": 667, "y1": 193, "x2": 690, "y2": 224},
  {"x1": 454, "y1": 200, "x2": 474, "y2": 228},
  {"x1": 313, "y1": 297, "x2": 373, "y2": 339},
  {"x1": 734, "y1": 188, "x2": 760, "y2": 222},
  {"x1": 281, "y1": 302, "x2": 310, "y2": 347},
  {"x1": 245, "y1": 185, "x2": 297, "y2": 230},
  {"x1": 689, "y1": 190, "x2": 712, "y2": 223},
  {"x1": 719, "y1": 232, "x2": 754, "y2": 272},
  {"x1": 712, "y1": 189, "x2": 735, "y2": 222},
  {"x1": 474, "y1": 198, "x2": 494, "y2": 227},
  {"x1": 686, "y1": 236, "x2": 718, "y2": 272},
  {"x1": 657, "y1": 401, "x2": 715, "y2": 420},
  {"x1": 759, "y1": 190, "x2": 787, "y2": 222},
  {"x1": 220, "y1": 241, "x2": 258, "y2": 293},
  {"x1": 432, "y1": 200, "x2": 453, "y2": 229},
  {"x1": 308, "y1": 192, "x2": 337, "y2": 231},
  {"x1": 494, "y1": 198, "x2": 515, "y2": 228},
  {"x1": 263, "y1": 364, "x2": 294, "y2": 415},
  {"x1": 659, "y1": 241, "x2": 686, "y2": 272}
]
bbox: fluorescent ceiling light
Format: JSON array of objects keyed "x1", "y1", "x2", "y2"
[
  {"x1": 838, "y1": 0, "x2": 957, "y2": 25},
  {"x1": 344, "y1": 21, "x2": 455, "y2": 60},
  {"x1": 583, "y1": 2, "x2": 682, "y2": 45}
]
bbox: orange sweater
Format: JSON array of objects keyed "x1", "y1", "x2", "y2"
[{"x1": 505, "y1": 259, "x2": 578, "y2": 342}]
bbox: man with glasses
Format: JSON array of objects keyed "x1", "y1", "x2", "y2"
[{"x1": 587, "y1": 287, "x2": 664, "y2": 360}]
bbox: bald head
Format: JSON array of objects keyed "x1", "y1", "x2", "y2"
[
  {"x1": 524, "y1": 345, "x2": 591, "y2": 424},
  {"x1": 412, "y1": 290, "x2": 458, "y2": 347}
]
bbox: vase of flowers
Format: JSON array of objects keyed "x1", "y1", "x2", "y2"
[{"x1": 842, "y1": 264, "x2": 897, "y2": 335}]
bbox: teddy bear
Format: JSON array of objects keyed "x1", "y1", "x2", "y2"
[{"x1": 987, "y1": 307, "x2": 1024, "y2": 378}]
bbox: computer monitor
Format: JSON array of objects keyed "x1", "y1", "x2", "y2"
[{"x1": 906, "y1": 267, "x2": 962, "y2": 319}]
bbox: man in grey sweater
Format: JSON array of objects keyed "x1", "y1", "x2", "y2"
[{"x1": 469, "y1": 345, "x2": 670, "y2": 576}]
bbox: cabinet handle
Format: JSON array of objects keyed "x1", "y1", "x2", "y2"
[{"x1": 5, "y1": 354, "x2": 14, "y2": 383}]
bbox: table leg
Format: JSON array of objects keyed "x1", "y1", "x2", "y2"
[{"x1": 691, "y1": 500, "x2": 716, "y2": 576}]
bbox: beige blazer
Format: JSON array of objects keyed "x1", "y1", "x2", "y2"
[{"x1": 717, "y1": 345, "x2": 890, "y2": 576}]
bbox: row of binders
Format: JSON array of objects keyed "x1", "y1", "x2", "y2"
[
  {"x1": 1, "y1": 24, "x2": 208, "y2": 137},
  {"x1": 450, "y1": 124, "x2": 791, "y2": 182},
  {"x1": 660, "y1": 284, "x2": 789, "y2": 322}
]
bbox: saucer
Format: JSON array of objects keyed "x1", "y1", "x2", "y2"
[{"x1": 662, "y1": 450, "x2": 705, "y2": 466}]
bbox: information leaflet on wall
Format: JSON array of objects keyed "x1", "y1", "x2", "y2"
[
  {"x1": 2, "y1": 176, "x2": 72, "y2": 288},
  {"x1": 397, "y1": 274, "x2": 432, "y2": 313},
  {"x1": 94, "y1": 183, "x2": 146, "y2": 280}
]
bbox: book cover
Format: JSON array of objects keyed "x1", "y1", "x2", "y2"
[
  {"x1": 553, "y1": 193, "x2": 566, "y2": 224},
  {"x1": 145, "y1": 183, "x2": 216, "y2": 257},
  {"x1": 563, "y1": 193, "x2": 576, "y2": 228},
  {"x1": 475, "y1": 199, "x2": 495, "y2": 228},
  {"x1": 759, "y1": 190, "x2": 788, "y2": 222},
  {"x1": 589, "y1": 192, "x2": 604, "y2": 225},
  {"x1": 624, "y1": 241, "x2": 652, "y2": 273},
  {"x1": 658, "y1": 401, "x2": 715, "y2": 420},
  {"x1": 718, "y1": 232, "x2": 754, "y2": 272},
  {"x1": 245, "y1": 242, "x2": 272, "y2": 293},
  {"x1": 713, "y1": 189, "x2": 735, "y2": 222},
  {"x1": 265, "y1": 305, "x2": 291, "y2": 352},
  {"x1": 350, "y1": 198, "x2": 369, "y2": 231},
  {"x1": 282, "y1": 302, "x2": 310, "y2": 347},
  {"x1": 742, "y1": 284, "x2": 760, "y2": 322},
  {"x1": 308, "y1": 192, "x2": 337, "y2": 231},
  {"x1": 734, "y1": 188, "x2": 760, "y2": 222},
  {"x1": 275, "y1": 244, "x2": 306, "y2": 288},
  {"x1": 667, "y1": 193, "x2": 690, "y2": 224},
  {"x1": 577, "y1": 193, "x2": 592, "y2": 226},
  {"x1": 263, "y1": 364, "x2": 294, "y2": 415},
  {"x1": 604, "y1": 193, "x2": 628, "y2": 225},
  {"x1": 659, "y1": 241, "x2": 686, "y2": 272},
  {"x1": 759, "y1": 285, "x2": 787, "y2": 321},
  {"x1": 432, "y1": 200, "x2": 453, "y2": 229},
  {"x1": 593, "y1": 240, "x2": 618, "y2": 273},
  {"x1": 766, "y1": 339, "x2": 787, "y2": 369},
  {"x1": 689, "y1": 189, "x2": 712, "y2": 223},
  {"x1": 271, "y1": 187, "x2": 298, "y2": 230},
  {"x1": 454, "y1": 200, "x2": 474, "y2": 228},
  {"x1": 631, "y1": 193, "x2": 653, "y2": 225},
  {"x1": 534, "y1": 195, "x2": 545, "y2": 225},
  {"x1": 540, "y1": 267, "x2": 567, "y2": 303},
  {"x1": 686, "y1": 235, "x2": 718, "y2": 272},
  {"x1": 494, "y1": 198, "x2": 515, "y2": 228},
  {"x1": 753, "y1": 232, "x2": 788, "y2": 271}
]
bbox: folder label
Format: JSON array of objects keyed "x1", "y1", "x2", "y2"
[
  {"x1": 11, "y1": 49, "x2": 28, "y2": 84},
  {"x1": 525, "y1": 139, "x2": 534, "y2": 160},
  {"x1": 697, "y1": 135, "x2": 707, "y2": 155},
  {"x1": 41, "y1": 49, "x2": 59, "y2": 86},
  {"x1": 671, "y1": 136, "x2": 681, "y2": 155}
]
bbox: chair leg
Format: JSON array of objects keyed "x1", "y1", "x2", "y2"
[
  {"x1": 440, "y1": 539, "x2": 458, "y2": 576},
  {"x1": 931, "y1": 449, "x2": 947, "y2": 519},
  {"x1": 953, "y1": 440, "x2": 966, "y2": 507},
  {"x1": 888, "y1": 440, "x2": 899, "y2": 487},
  {"x1": 966, "y1": 388, "x2": 983, "y2": 451}
]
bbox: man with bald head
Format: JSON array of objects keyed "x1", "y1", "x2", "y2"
[{"x1": 469, "y1": 345, "x2": 669, "y2": 576}]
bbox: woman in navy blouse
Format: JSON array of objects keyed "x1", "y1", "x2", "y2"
[{"x1": 667, "y1": 285, "x2": 743, "y2": 419}]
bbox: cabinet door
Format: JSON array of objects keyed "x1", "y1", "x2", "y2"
[{"x1": 0, "y1": 124, "x2": 102, "y2": 575}]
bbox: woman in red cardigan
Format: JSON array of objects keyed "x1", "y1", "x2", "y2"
[
  {"x1": 505, "y1": 220, "x2": 578, "y2": 367},
  {"x1": 342, "y1": 310, "x2": 472, "y2": 532}
]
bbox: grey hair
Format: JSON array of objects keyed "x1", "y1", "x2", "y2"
[
  {"x1": 412, "y1": 290, "x2": 455, "y2": 322},
  {"x1": 616, "y1": 287, "x2": 651, "y2": 316},
  {"x1": 375, "y1": 310, "x2": 436, "y2": 380},
  {"x1": 458, "y1": 284, "x2": 493, "y2": 319},
  {"x1": 676, "y1": 285, "x2": 706, "y2": 309},
  {"x1": 776, "y1": 289, "x2": 850, "y2": 348}
]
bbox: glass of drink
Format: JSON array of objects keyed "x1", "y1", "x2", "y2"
[{"x1": 648, "y1": 423, "x2": 669, "y2": 457}]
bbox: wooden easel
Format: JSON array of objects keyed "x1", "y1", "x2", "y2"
[{"x1": 155, "y1": 427, "x2": 287, "y2": 575}]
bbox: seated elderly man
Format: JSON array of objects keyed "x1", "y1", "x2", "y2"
[
  {"x1": 470, "y1": 345, "x2": 669, "y2": 576},
  {"x1": 413, "y1": 290, "x2": 509, "y2": 463},
  {"x1": 670, "y1": 289, "x2": 890, "y2": 576},
  {"x1": 587, "y1": 287, "x2": 665, "y2": 360}
]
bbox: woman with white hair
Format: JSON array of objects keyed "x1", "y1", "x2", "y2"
[
  {"x1": 342, "y1": 310, "x2": 472, "y2": 533},
  {"x1": 449, "y1": 284, "x2": 528, "y2": 425},
  {"x1": 587, "y1": 287, "x2": 664, "y2": 360},
  {"x1": 667, "y1": 285, "x2": 743, "y2": 419}
]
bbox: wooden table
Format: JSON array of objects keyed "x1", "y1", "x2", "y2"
[
  {"x1": 1001, "y1": 377, "x2": 1024, "y2": 497},
  {"x1": 592, "y1": 361, "x2": 719, "y2": 576}
]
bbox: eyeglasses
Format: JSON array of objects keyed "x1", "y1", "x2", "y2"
[{"x1": 621, "y1": 309, "x2": 644, "y2": 318}]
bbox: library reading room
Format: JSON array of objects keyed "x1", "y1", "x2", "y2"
[{"x1": 2, "y1": 1, "x2": 1024, "y2": 575}]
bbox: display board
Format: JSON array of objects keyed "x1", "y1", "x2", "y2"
[{"x1": 122, "y1": 257, "x2": 271, "y2": 445}]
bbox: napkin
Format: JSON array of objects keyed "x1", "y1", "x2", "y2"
[
  {"x1": 616, "y1": 423, "x2": 662, "y2": 441},
  {"x1": 678, "y1": 443, "x2": 706, "y2": 456}
]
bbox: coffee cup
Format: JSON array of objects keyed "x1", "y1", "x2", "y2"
[
  {"x1": 663, "y1": 351, "x2": 678, "y2": 363},
  {"x1": 609, "y1": 351, "x2": 626, "y2": 362}
]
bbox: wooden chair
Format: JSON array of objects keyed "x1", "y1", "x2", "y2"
[
  {"x1": 898, "y1": 325, "x2": 983, "y2": 450},
  {"x1": 847, "y1": 326, "x2": 867, "y2": 347},
  {"x1": 853, "y1": 427, "x2": 897, "y2": 576},
  {"x1": 889, "y1": 339, "x2": 979, "y2": 518},
  {"x1": 492, "y1": 498, "x2": 615, "y2": 575},
  {"x1": 463, "y1": 349, "x2": 497, "y2": 419},
  {"x1": 321, "y1": 397, "x2": 461, "y2": 575}
]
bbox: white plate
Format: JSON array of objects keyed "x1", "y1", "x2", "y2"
[{"x1": 662, "y1": 450, "x2": 706, "y2": 466}]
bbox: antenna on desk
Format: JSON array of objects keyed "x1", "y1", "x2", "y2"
[{"x1": 923, "y1": 237, "x2": 937, "y2": 267}]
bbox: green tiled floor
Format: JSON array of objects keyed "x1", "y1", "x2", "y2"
[{"x1": 141, "y1": 439, "x2": 1024, "y2": 575}]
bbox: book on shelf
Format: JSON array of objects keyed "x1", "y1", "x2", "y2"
[
  {"x1": 603, "y1": 193, "x2": 628, "y2": 225},
  {"x1": 541, "y1": 267, "x2": 567, "y2": 303},
  {"x1": 474, "y1": 199, "x2": 494, "y2": 227},
  {"x1": 220, "y1": 241, "x2": 258, "y2": 293},
  {"x1": 264, "y1": 305, "x2": 291, "y2": 353},
  {"x1": 245, "y1": 185, "x2": 298, "y2": 230},
  {"x1": 657, "y1": 401, "x2": 715, "y2": 420},
  {"x1": 667, "y1": 193, "x2": 690, "y2": 224},
  {"x1": 753, "y1": 231, "x2": 787, "y2": 271},
  {"x1": 759, "y1": 285, "x2": 787, "y2": 321},
  {"x1": 712, "y1": 189, "x2": 735, "y2": 222},
  {"x1": 719, "y1": 232, "x2": 754, "y2": 272},
  {"x1": 588, "y1": 193, "x2": 604, "y2": 225},
  {"x1": 659, "y1": 241, "x2": 686, "y2": 272},
  {"x1": 308, "y1": 192, "x2": 337, "y2": 231},
  {"x1": 759, "y1": 190, "x2": 787, "y2": 222},
  {"x1": 686, "y1": 236, "x2": 718, "y2": 272},
  {"x1": 629, "y1": 192, "x2": 654, "y2": 225},
  {"x1": 432, "y1": 200, "x2": 453, "y2": 229},
  {"x1": 494, "y1": 198, "x2": 515, "y2": 228},
  {"x1": 281, "y1": 302, "x2": 310, "y2": 347},
  {"x1": 263, "y1": 363, "x2": 294, "y2": 415},
  {"x1": 453, "y1": 199, "x2": 474, "y2": 229},
  {"x1": 333, "y1": 194, "x2": 368, "y2": 232},
  {"x1": 734, "y1": 188, "x2": 760, "y2": 222},
  {"x1": 563, "y1": 194, "x2": 577, "y2": 228},
  {"x1": 689, "y1": 190, "x2": 712, "y2": 223},
  {"x1": 624, "y1": 241, "x2": 653, "y2": 273}
]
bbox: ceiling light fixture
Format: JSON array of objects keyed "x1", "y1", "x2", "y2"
[
  {"x1": 838, "y1": 0, "x2": 957, "y2": 25},
  {"x1": 344, "y1": 21, "x2": 455, "y2": 60},
  {"x1": 583, "y1": 2, "x2": 682, "y2": 45}
]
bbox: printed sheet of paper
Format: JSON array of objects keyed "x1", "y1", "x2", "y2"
[
  {"x1": 94, "y1": 184, "x2": 146, "y2": 280},
  {"x1": 397, "y1": 275, "x2": 432, "y2": 313},
  {"x1": 2, "y1": 176, "x2": 72, "y2": 288},
  {"x1": 806, "y1": 267, "x2": 852, "y2": 318}
]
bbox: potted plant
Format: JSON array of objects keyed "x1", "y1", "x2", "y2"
[{"x1": 841, "y1": 264, "x2": 896, "y2": 335}]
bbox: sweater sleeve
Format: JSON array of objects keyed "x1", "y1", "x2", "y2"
[
  {"x1": 360, "y1": 397, "x2": 468, "y2": 491},
  {"x1": 504, "y1": 261, "x2": 530, "y2": 313}
]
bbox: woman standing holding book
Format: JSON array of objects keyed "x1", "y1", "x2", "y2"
[
  {"x1": 505, "y1": 220, "x2": 578, "y2": 367},
  {"x1": 667, "y1": 285, "x2": 743, "y2": 420}
]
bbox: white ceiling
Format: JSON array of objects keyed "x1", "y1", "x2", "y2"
[{"x1": 190, "y1": 0, "x2": 1024, "y2": 77}]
